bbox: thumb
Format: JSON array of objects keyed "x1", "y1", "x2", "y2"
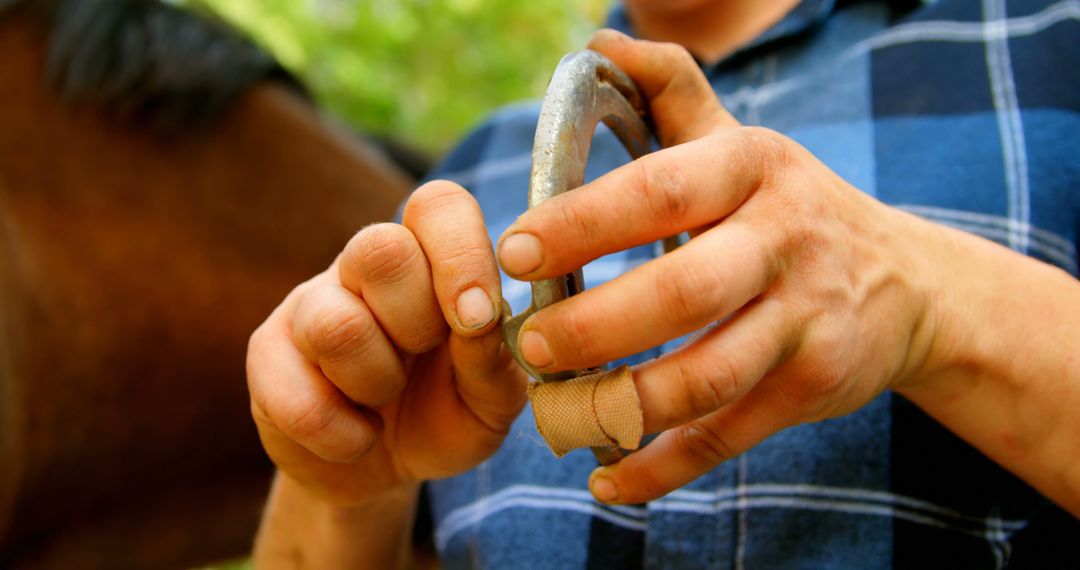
[
  {"x1": 587, "y1": 28, "x2": 739, "y2": 147},
  {"x1": 449, "y1": 325, "x2": 528, "y2": 434}
]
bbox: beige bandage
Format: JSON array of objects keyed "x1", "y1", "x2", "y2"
[{"x1": 527, "y1": 365, "x2": 643, "y2": 457}]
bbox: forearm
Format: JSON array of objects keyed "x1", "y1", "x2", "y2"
[
  {"x1": 253, "y1": 472, "x2": 420, "y2": 569},
  {"x1": 897, "y1": 222, "x2": 1080, "y2": 516}
]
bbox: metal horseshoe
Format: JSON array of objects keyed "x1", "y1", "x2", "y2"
[{"x1": 501, "y1": 50, "x2": 654, "y2": 464}]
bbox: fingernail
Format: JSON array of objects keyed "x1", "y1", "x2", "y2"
[
  {"x1": 456, "y1": 287, "x2": 495, "y2": 330},
  {"x1": 590, "y1": 469, "x2": 619, "y2": 503},
  {"x1": 520, "y1": 329, "x2": 553, "y2": 368},
  {"x1": 499, "y1": 233, "x2": 543, "y2": 276}
]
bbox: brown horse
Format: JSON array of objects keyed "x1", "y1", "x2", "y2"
[{"x1": 0, "y1": 0, "x2": 418, "y2": 567}]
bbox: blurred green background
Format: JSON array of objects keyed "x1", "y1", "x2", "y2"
[{"x1": 184, "y1": 0, "x2": 614, "y2": 154}]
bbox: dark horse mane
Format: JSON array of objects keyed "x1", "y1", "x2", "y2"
[
  {"x1": 1, "y1": 0, "x2": 433, "y2": 174},
  {"x1": 2, "y1": 0, "x2": 307, "y2": 131}
]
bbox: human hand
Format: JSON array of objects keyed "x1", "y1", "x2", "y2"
[
  {"x1": 496, "y1": 30, "x2": 947, "y2": 504},
  {"x1": 247, "y1": 181, "x2": 527, "y2": 506}
]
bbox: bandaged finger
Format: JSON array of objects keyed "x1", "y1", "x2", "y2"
[{"x1": 527, "y1": 365, "x2": 644, "y2": 457}]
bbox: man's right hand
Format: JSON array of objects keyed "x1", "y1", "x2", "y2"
[{"x1": 246, "y1": 180, "x2": 527, "y2": 506}]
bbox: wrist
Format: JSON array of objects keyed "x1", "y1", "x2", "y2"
[
  {"x1": 255, "y1": 471, "x2": 421, "y2": 569},
  {"x1": 890, "y1": 215, "x2": 967, "y2": 394},
  {"x1": 869, "y1": 203, "x2": 953, "y2": 394},
  {"x1": 280, "y1": 469, "x2": 420, "y2": 521},
  {"x1": 893, "y1": 221, "x2": 1052, "y2": 397},
  {"x1": 887, "y1": 221, "x2": 1080, "y2": 513}
]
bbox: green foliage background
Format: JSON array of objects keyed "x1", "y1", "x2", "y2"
[{"x1": 185, "y1": 0, "x2": 614, "y2": 154}]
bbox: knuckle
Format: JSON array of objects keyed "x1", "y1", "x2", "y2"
[
  {"x1": 249, "y1": 398, "x2": 271, "y2": 427},
  {"x1": 634, "y1": 157, "x2": 690, "y2": 229},
  {"x1": 398, "y1": 325, "x2": 448, "y2": 355},
  {"x1": 245, "y1": 326, "x2": 273, "y2": 378},
  {"x1": 805, "y1": 323, "x2": 851, "y2": 377},
  {"x1": 433, "y1": 239, "x2": 493, "y2": 275},
  {"x1": 753, "y1": 227, "x2": 785, "y2": 287},
  {"x1": 558, "y1": 306, "x2": 603, "y2": 367},
  {"x1": 356, "y1": 374, "x2": 406, "y2": 408},
  {"x1": 306, "y1": 303, "x2": 379, "y2": 363},
  {"x1": 624, "y1": 463, "x2": 673, "y2": 502},
  {"x1": 737, "y1": 127, "x2": 792, "y2": 187},
  {"x1": 655, "y1": 261, "x2": 726, "y2": 325},
  {"x1": 346, "y1": 223, "x2": 418, "y2": 284},
  {"x1": 658, "y1": 41, "x2": 695, "y2": 69},
  {"x1": 813, "y1": 363, "x2": 846, "y2": 399},
  {"x1": 676, "y1": 349, "x2": 739, "y2": 420},
  {"x1": 739, "y1": 126, "x2": 788, "y2": 160},
  {"x1": 805, "y1": 352, "x2": 848, "y2": 400},
  {"x1": 784, "y1": 336, "x2": 854, "y2": 421},
  {"x1": 552, "y1": 199, "x2": 596, "y2": 250},
  {"x1": 673, "y1": 420, "x2": 737, "y2": 467},
  {"x1": 403, "y1": 181, "x2": 471, "y2": 222},
  {"x1": 271, "y1": 391, "x2": 337, "y2": 443}
]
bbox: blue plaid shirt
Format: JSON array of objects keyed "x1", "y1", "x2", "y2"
[{"x1": 421, "y1": 0, "x2": 1080, "y2": 567}]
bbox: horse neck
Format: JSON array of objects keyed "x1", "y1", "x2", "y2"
[{"x1": 0, "y1": 6, "x2": 411, "y2": 564}]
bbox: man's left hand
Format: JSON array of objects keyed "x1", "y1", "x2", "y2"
[{"x1": 497, "y1": 29, "x2": 950, "y2": 504}]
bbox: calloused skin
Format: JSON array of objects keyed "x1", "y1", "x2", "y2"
[{"x1": 248, "y1": 29, "x2": 1080, "y2": 569}]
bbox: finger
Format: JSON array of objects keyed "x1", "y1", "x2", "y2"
[
  {"x1": 385, "y1": 331, "x2": 526, "y2": 475},
  {"x1": 516, "y1": 216, "x2": 777, "y2": 372},
  {"x1": 633, "y1": 296, "x2": 798, "y2": 433},
  {"x1": 449, "y1": 326, "x2": 529, "y2": 433},
  {"x1": 403, "y1": 181, "x2": 502, "y2": 337},
  {"x1": 588, "y1": 374, "x2": 797, "y2": 504},
  {"x1": 587, "y1": 28, "x2": 738, "y2": 146},
  {"x1": 252, "y1": 421, "x2": 399, "y2": 507},
  {"x1": 498, "y1": 128, "x2": 784, "y2": 280},
  {"x1": 292, "y1": 282, "x2": 407, "y2": 407},
  {"x1": 339, "y1": 223, "x2": 446, "y2": 354},
  {"x1": 248, "y1": 323, "x2": 382, "y2": 463},
  {"x1": 403, "y1": 327, "x2": 527, "y2": 440}
]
